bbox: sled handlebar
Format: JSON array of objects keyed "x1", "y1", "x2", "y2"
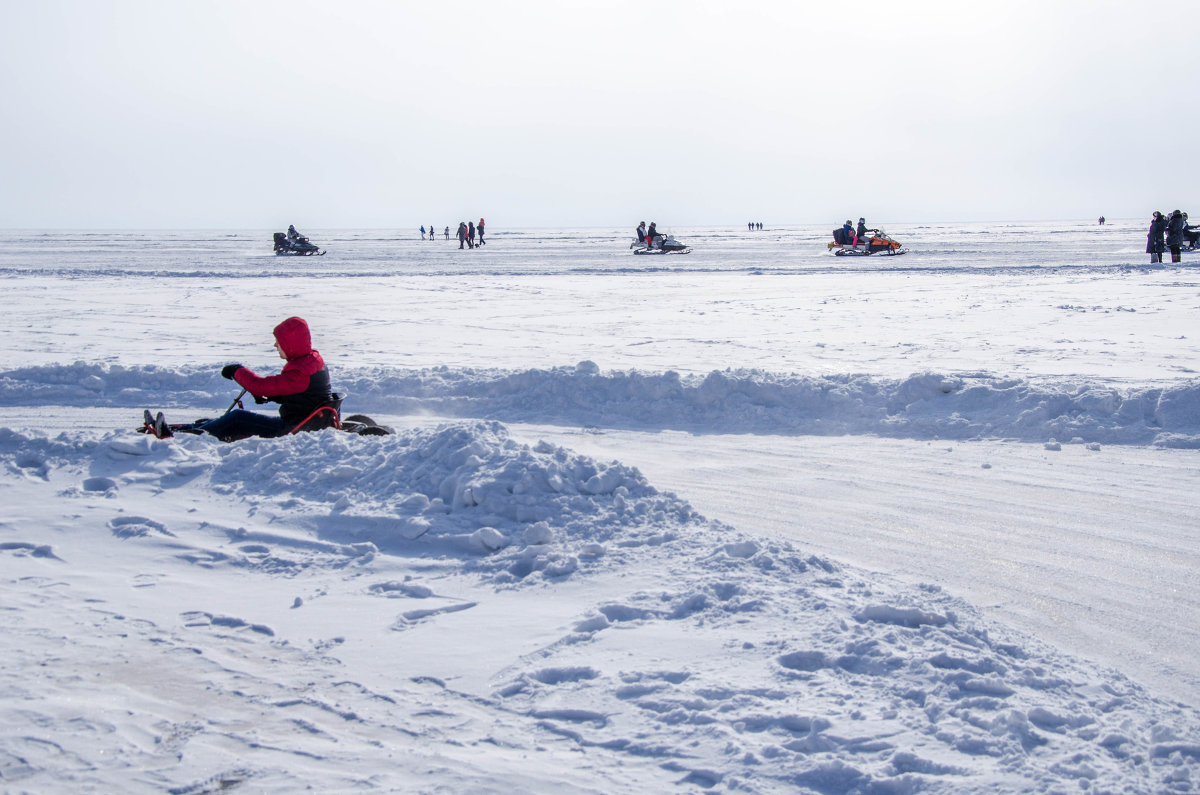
[{"x1": 226, "y1": 388, "x2": 247, "y2": 414}]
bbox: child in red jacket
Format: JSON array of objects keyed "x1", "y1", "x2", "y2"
[{"x1": 148, "y1": 317, "x2": 333, "y2": 441}]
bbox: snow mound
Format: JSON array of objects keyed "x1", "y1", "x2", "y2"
[
  {"x1": 1, "y1": 421, "x2": 712, "y2": 584},
  {"x1": 205, "y1": 420, "x2": 706, "y2": 581},
  {"x1": 3, "y1": 363, "x2": 1199, "y2": 446}
]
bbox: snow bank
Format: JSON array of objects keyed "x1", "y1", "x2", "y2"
[{"x1": 3, "y1": 362, "x2": 1199, "y2": 447}]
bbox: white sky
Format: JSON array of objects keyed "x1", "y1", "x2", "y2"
[{"x1": 1, "y1": 0, "x2": 1194, "y2": 228}]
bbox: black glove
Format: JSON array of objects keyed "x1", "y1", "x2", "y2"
[
  {"x1": 221, "y1": 363, "x2": 243, "y2": 380},
  {"x1": 253, "y1": 394, "x2": 270, "y2": 404}
]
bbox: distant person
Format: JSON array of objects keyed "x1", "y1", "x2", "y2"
[
  {"x1": 758, "y1": 222, "x2": 762, "y2": 230},
  {"x1": 287, "y1": 224, "x2": 305, "y2": 242},
  {"x1": 429, "y1": 223, "x2": 434, "y2": 241},
  {"x1": 420, "y1": 225, "x2": 426, "y2": 240},
  {"x1": 444, "y1": 226, "x2": 450, "y2": 240},
  {"x1": 467, "y1": 221, "x2": 476, "y2": 248},
  {"x1": 145, "y1": 317, "x2": 333, "y2": 442},
  {"x1": 457, "y1": 222, "x2": 468, "y2": 249},
  {"x1": 1146, "y1": 211, "x2": 1167, "y2": 264},
  {"x1": 646, "y1": 221, "x2": 659, "y2": 249},
  {"x1": 636, "y1": 221, "x2": 647, "y2": 243},
  {"x1": 478, "y1": 218, "x2": 486, "y2": 245},
  {"x1": 1166, "y1": 209, "x2": 1185, "y2": 263},
  {"x1": 1098, "y1": 216, "x2": 1106, "y2": 225},
  {"x1": 856, "y1": 217, "x2": 872, "y2": 244},
  {"x1": 748, "y1": 221, "x2": 754, "y2": 231}
]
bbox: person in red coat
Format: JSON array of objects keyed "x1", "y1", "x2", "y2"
[{"x1": 151, "y1": 317, "x2": 333, "y2": 441}]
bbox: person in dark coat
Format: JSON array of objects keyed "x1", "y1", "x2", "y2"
[
  {"x1": 1146, "y1": 211, "x2": 1167, "y2": 264},
  {"x1": 856, "y1": 217, "x2": 873, "y2": 245},
  {"x1": 467, "y1": 221, "x2": 476, "y2": 248},
  {"x1": 150, "y1": 317, "x2": 333, "y2": 441},
  {"x1": 1166, "y1": 209, "x2": 1185, "y2": 263},
  {"x1": 636, "y1": 221, "x2": 646, "y2": 244},
  {"x1": 457, "y1": 222, "x2": 468, "y2": 249}
]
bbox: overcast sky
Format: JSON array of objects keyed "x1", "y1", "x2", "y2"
[{"x1": 1, "y1": 0, "x2": 1194, "y2": 229}]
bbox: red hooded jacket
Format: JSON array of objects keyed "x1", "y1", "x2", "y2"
[{"x1": 233, "y1": 317, "x2": 331, "y2": 422}]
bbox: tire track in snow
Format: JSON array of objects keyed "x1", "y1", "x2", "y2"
[{"x1": 516, "y1": 425, "x2": 1200, "y2": 708}]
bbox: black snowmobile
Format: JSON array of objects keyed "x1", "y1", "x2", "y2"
[
  {"x1": 273, "y1": 231, "x2": 325, "y2": 256},
  {"x1": 1186, "y1": 224, "x2": 1199, "y2": 250}
]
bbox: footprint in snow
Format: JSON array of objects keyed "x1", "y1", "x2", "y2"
[
  {"x1": 529, "y1": 666, "x2": 601, "y2": 685},
  {"x1": 108, "y1": 515, "x2": 174, "y2": 539},
  {"x1": 180, "y1": 610, "x2": 274, "y2": 636},
  {"x1": 389, "y1": 601, "x2": 477, "y2": 630},
  {"x1": 368, "y1": 581, "x2": 435, "y2": 599},
  {"x1": 0, "y1": 541, "x2": 61, "y2": 560}
]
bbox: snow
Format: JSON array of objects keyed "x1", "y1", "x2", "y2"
[{"x1": 2, "y1": 222, "x2": 1200, "y2": 792}]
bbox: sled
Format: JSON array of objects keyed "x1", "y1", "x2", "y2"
[{"x1": 138, "y1": 392, "x2": 394, "y2": 440}]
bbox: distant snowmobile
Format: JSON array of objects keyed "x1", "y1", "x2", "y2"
[
  {"x1": 827, "y1": 228, "x2": 904, "y2": 256},
  {"x1": 632, "y1": 234, "x2": 691, "y2": 255},
  {"x1": 273, "y1": 231, "x2": 325, "y2": 256}
]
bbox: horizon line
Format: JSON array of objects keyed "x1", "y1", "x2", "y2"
[{"x1": 1, "y1": 217, "x2": 1136, "y2": 233}]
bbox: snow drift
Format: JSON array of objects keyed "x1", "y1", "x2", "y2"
[{"x1": 2, "y1": 362, "x2": 1198, "y2": 447}]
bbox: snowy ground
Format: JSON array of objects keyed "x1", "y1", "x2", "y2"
[{"x1": 2, "y1": 222, "x2": 1199, "y2": 792}]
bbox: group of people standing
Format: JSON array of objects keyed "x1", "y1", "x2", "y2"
[
  {"x1": 1146, "y1": 210, "x2": 1196, "y2": 263},
  {"x1": 419, "y1": 220, "x2": 486, "y2": 248},
  {"x1": 455, "y1": 219, "x2": 485, "y2": 248},
  {"x1": 747, "y1": 221, "x2": 763, "y2": 230}
]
